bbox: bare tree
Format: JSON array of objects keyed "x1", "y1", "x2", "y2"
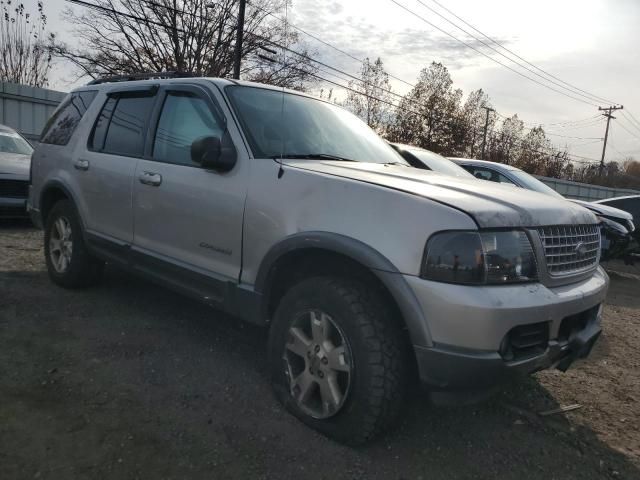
[
  {"x1": 53, "y1": 0, "x2": 316, "y2": 88},
  {"x1": 342, "y1": 57, "x2": 392, "y2": 133},
  {"x1": 0, "y1": 0, "x2": 54, "y2": 87}
]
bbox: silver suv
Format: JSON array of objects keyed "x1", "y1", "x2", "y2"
[{"x1": 28, "y1": 75, "x2": 608, "y2": 444}]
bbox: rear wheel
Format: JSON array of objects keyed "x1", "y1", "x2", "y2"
[
  {"x1": 44, "y1": 200, "x2": 104, "y2": 288},
  {"x1": 269, "y1": 276, "x2": 409, "y2": 445}
]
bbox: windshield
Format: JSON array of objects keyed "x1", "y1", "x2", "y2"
[
  {"x1": 407, "y1": 148, "x2": 473, "y2": 178},
  {"x1": 0, "y1": 130, "x2": 33, "y2": 155},
  {"x1": 509, "y1": 170, "x2": 564, "y2": 198},
  {"x1": 226, "y1": 86, "x2": 406, "y2": 164}
]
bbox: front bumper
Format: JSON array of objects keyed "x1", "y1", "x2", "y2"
[
  {"x1": 405, "y1": 267, "x2": 608, "y2": 390},
  {"x1": 0, "y1": 196, "x2": 28, "y2": 217},
  {"x1": 0, "y1": 174, "x2": 29, "y2": 218}
]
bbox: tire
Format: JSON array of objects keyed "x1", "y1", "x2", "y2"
[
  {"x1": 269, "y1": 276, "x2": 409, "y2": 445},
  {"x1": 44, "y1": 199, "x2": 104, "y2": 288}
]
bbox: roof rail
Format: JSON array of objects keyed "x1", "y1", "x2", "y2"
[{"x1": 86, "y1": 71, "x2": 196, "y2": 85}]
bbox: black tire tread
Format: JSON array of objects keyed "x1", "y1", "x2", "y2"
[
  {"x1": 270, "y1": 275, "x2": 409, "y2": 445},
  {"x1": 328, "y1": 277, "x2": 407, "y2": 443}
]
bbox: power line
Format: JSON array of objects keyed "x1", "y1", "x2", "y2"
[
  {"x1": 625, "y1": 110, "x2": 640, "y2": 129},
  {"x1": 493, "y1": 111, "x2": 605, "y2": 134},
  {"x1": 249, "y1": 1, "x2": 610, "y2": 134},
  {"x1": 66, "y1": 0, "x2": 187, "y2": 33},
  {"x1": 562, "y1": 139, "x2": 603, "y2": 149},
  {"x1": 551, "y1": 118, "x2": 606, "y2": 131},
  {"x1": 495, "y1": 112, "x2": 604, "y2": 140},
  {"x1": 422, "y1": 0, "x2": 620, "y2": 106},
  {"x1": 620, "y1": 111, "x2": 640, "y2": 135},
  {"x1": 539, "y1": 115, "x2": 603, "y2": 128},
  {"x1": 246, "y1": 0, "x2": 417, "y2": 89},
  {"x1": 67, "y1": 0, "x2": 604, "y2": 166},
  {"x1": 539, "y1": 115, "x2": 600, "y2": 127},
  {"x1": 540, "y1": 131, "x2": 602, "y2": 140},
  {"x1": 608, "y1": 140, "x2": 629, "y2": 160},
  {"x1": 608, "y1": 139, "x2": 640, "y2": 159},
  {"x1": 616, "y1": 120, "x2": 640, "y2": 141},
  {"x1": 412, "y1": 0, "x2": 610, "y2": 106},
  {"x1": 71, "y1": 0, "x2": 420, "y2": 112},
  {"x1": 388, "y1": 0, "x2": 599, "y2": 107}
]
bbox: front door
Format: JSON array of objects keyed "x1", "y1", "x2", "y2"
[{"x1": 132, "y1": 84, "x2": 248, "y2": 302}]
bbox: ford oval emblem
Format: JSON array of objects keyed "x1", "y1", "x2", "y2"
[{"x1": 575, "y1": 241, "x2": 588, "y2": 257}]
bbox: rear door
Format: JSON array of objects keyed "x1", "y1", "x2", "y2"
[
  {"x1": 76, "y1": 86, "x2": 157, "y2": 260},
  {"x1": 131, "y1": 83, "x2": 248, "y2": 302}
]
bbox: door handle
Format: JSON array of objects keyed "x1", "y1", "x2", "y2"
[
  {"x1": 73, "y1": 159, "x2": 90, "y2": 171},
  {"x1": 138, "y1": 171, "x2": 162, "y2": 186}
]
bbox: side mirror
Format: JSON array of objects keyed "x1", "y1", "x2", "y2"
[{"x1": 191, "y1": 135, "x2": 236, "y2": 172}]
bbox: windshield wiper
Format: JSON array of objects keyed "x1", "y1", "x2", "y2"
[{"x1": 279, "y1": 153, "x2": 356, "y2": 162}]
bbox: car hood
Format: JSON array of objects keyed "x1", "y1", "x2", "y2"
[
  {"x1": 571, "y1": 199, "x2": 633, "y2": 222},
  {"x1": 284, "y1": 160, "x2": 597, "y2": 228},
  {"x1": 0, "y1": 152, "x2": 31, "y2": 177}
]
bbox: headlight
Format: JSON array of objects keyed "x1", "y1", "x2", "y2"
[{"x1": 421, "y1": 230, "x2": 538, "y2": 284}]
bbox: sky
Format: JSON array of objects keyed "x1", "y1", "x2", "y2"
[{"x1": 42, "y1": 0, "x2": 640, "y2": 163}]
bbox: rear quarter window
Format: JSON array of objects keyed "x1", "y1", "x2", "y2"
[{"x1": 40, "y1": 91, "x2": 98, "y2": 146}]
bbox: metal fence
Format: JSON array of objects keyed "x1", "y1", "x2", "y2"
[
  {"x1": 0, "y1": 81, "x2": 66, "y2": 144},
  {"x1": 534, "y1": 175, "x2": 640, "y2": 201}
]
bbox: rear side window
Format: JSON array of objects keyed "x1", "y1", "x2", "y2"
[
  {"x1": 40, "y1": 91, "x2": 98, "y2": 145},
  {"x1": 89, "y1": 93, "x2": 155, "y2": 158},
  {"x1": 89, "y1": 97, "x2": 117, "y2": 151}
]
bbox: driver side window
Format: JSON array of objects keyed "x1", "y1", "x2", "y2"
[{"x1": 153, "y1": 92, "x2": 224, "y2": 166}]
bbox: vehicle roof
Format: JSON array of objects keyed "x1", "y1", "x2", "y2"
[
  {"x1": 72, "y1": 76, "x2": 318, "y2": 100},
  {"x1": 595, "y1": 195, "x2": 640, "y2": 203},
  {"x1": 449, "y1": 157, "x2": 521, "y2": 172}
]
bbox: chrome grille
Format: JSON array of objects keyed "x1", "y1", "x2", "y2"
[{"x1": 537, "y1": 225, "x2": 600, "y2": 276}]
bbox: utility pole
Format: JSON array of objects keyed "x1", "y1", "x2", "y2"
[
  {"x1": 480, "y1": 106, "x2": 495, "y2": 160},
  {"x1": 232, "y1": 0, "x2": 247, "y2": 80},
  {"x1": 598, "y1": 105, "x2": 624, "y2": 176}
]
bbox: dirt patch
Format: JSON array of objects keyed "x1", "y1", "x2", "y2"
[
  {"x1": 0, "y1": 220, "x2": 43, "y2": 272},
  {"x1": 1, "y1": 225, "x2": 639, "y2": 479}
]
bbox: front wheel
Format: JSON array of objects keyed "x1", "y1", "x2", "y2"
[
  {"x1": 268, "y1": 276, "x2": 409, "y2": 445},
  {"x1": 44, "y1": 200, "x2": 104, "y2": 288}
]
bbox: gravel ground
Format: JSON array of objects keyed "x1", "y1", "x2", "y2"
[{"x1": 1, "y1": 221, "x2": 639, "y2": 480}]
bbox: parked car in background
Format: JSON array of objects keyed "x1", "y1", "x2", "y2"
[
  {"x1": 389, "y1": 143, "x2": 474, "y2": 178},
  {"x1": 29, "y1": 75, "x2": 608, "y2": 444},
  {"x1": 450, "y1": 158, "x2": 635, "y2": 261},
  {"x1": 595, "y1": 195, "x2": 640, "y2": 224},
  {"x1": 594, "y1": 195, "x2": 640, "y2": 261},
  {"x1": 0, "y1": 124, "x2": 33, "y2": 218}
]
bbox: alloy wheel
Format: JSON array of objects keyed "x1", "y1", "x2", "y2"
[
  {"x1": 283, "y1": 310, "x2": 352, "y2": 419},
  {"x1": 49, "y1": 216, "x2": 73, "y2": 273}
]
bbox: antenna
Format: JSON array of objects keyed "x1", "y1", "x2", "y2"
[{"x1": 276, "y1": 0, "x2": 289, "y2": 179}]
